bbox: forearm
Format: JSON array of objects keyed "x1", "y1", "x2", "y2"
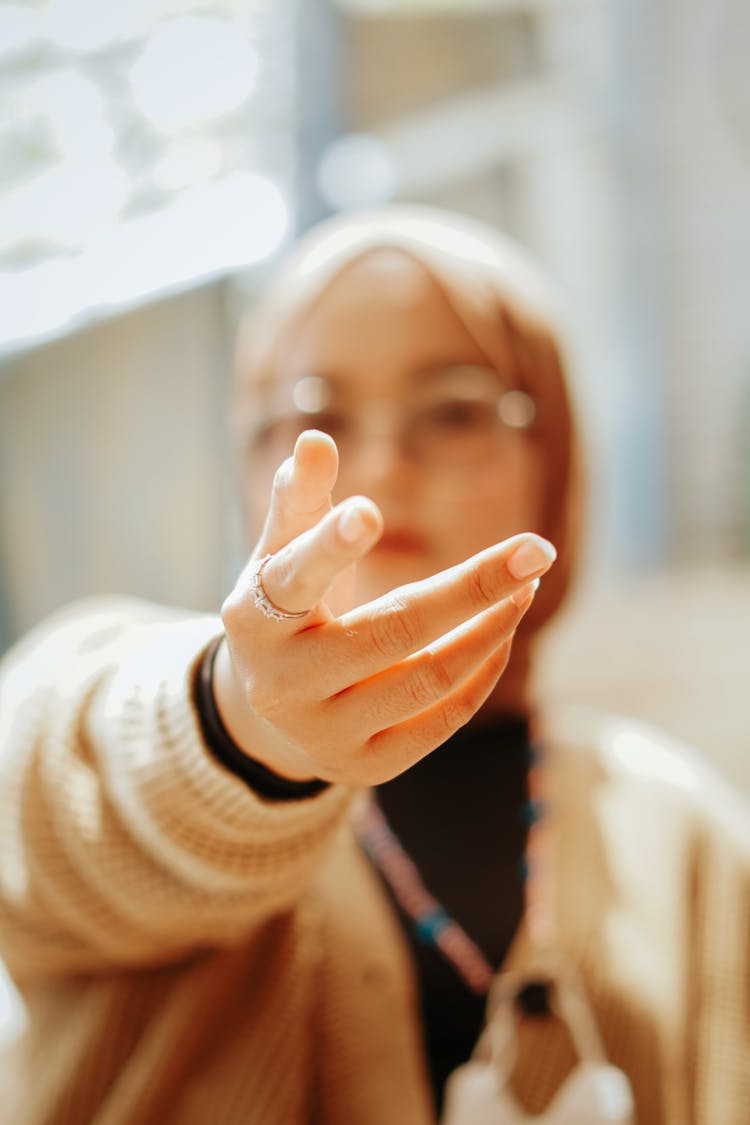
[{"x1": 0, "y1": 600, "x2": 351, "y2": 983}]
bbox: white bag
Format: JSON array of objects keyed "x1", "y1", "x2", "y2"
[{"x1": 442, "y1": 955, "x2": 636, "y2": 1125}]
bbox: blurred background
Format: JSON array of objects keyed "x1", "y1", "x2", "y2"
[
  {"x1": 1, "y1": 0, "x2": 749, "y2": 783},
  {"x1": 0, "y1": 0, "x2": 749, "y2": 1049}
]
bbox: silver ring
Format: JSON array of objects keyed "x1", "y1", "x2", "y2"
[{"x1": 250, "y1": 553, "x2": 311, "y2": 623}]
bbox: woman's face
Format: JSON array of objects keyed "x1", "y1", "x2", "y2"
[{"x1": 241, "y1": 249, "x2": 544, "y2": 607}]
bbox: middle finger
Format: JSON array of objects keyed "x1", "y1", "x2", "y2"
[{"x1": 305, "y1": 532, "x2": 556, "y2": 693}]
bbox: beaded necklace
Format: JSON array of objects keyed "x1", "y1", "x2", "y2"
[
  {"x1": 355, "y1": 735, "x2": 553, "y2": 995},
  {"x1": 357, "y1": 734, "x2": 639, "y2": 1124}
]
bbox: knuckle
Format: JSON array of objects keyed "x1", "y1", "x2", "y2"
[
  {"x1": 468, "y1": 563, "x2": 501, "y2": 608},
  {"x1": 221, "y1": 591, "x2": 245, "y2": 633},
  {"x1": 429, "y1": 654, "x2": 455, "y2": 697},
  {"x1": 408, "y1": 655, "x2": 453, "y2": 708},
  {"x1": 402, "y1": 669, "x2": 435, "y2": 713},
  {"x1": 491, "y1": 641, "x2": 512, "y2": 676},
  {"x1": 439, "y1": 694, "x2": 473, "y2": 737},
  {"x1": 369, "y1": 597, "x2": 422, "y2": 659},
  {"x1": 309, "y1": 635, "x2": 353, "y2": 689}
]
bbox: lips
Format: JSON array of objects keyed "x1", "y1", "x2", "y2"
[{"x1": 373, "y1": 529, "x2": 428, "y2": 554}]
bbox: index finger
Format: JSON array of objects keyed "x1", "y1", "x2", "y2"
[{"x1": 314, "y1": 533, "x2": 556, "y2": 686}]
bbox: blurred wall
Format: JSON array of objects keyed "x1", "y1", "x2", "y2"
[
  {"x1": 0, "y1": 284, "x2": 238, "y2": 646},
  {"x1": 608, "y1": 0, "x2": 750, "y2": 561},
  {"x1": 322, "y1": 0, "x2": 750, "y2": 569}
]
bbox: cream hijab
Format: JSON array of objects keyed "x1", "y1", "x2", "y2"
[{"x1": 234, "y1": 205, "x2": 582, "y2": 696}]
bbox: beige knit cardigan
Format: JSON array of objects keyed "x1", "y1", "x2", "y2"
[{"x1": 0, "y1": 600, "x2": 748, "y2": 1124}]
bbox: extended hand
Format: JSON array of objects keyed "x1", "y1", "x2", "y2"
[{"x1": 214, "y1": 432, "x2": 556, "y2": 787}]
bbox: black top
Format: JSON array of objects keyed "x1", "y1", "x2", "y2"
[
  {"x1": 375, "y1": 717, "x2": 530, "y2": 1112},
  {"x1": 194, "y1": 638, "x2": 531, "y2": 1113}
]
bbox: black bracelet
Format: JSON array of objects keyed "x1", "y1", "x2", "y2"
[{"x1": 194, "y1": 636, "x2": 329, "y2": 802}]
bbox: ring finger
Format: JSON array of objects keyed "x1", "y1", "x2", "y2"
[{"x1": 327, "y1": 582, "x2": 536, "y2": 735}]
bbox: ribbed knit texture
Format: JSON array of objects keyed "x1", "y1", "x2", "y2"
[{"x1": 0, "y1": 602, "x2": 748, "y2": 1123}]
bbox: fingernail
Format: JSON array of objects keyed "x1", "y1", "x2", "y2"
[
  {"x1": 339, "y1": 504, "x2": 367, "y2": 543},
  {"x1": 507, "y1": 538, "x2": 557, "y2": 580},
  {"x1": 510, "y1": 579, "x2": 538, "y2": 609}
]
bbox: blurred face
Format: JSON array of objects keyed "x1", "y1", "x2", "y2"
[{"x1": 240, "y1": 250, "x2": 544, "y2": 606}]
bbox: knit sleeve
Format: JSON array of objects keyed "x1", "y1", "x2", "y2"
[
  {"x1": 0, "y1": 599, "x2": 352, "y2": 985},
  {"x1": 686, "y1": 759, "x2": 750, "y2": 1125}
]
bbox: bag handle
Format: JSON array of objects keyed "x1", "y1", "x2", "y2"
[{"x1": 476, "y1": 953, "x2": 608, "y2": 1085}]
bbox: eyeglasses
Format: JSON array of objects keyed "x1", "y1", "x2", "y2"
[{"x1": 245, "y1": 369, "x2": 536, "y2": 469}]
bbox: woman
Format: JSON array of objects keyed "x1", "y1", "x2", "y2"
[{"x1": 0, "y1": 207, "x2": 747, "y2": 1124}]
